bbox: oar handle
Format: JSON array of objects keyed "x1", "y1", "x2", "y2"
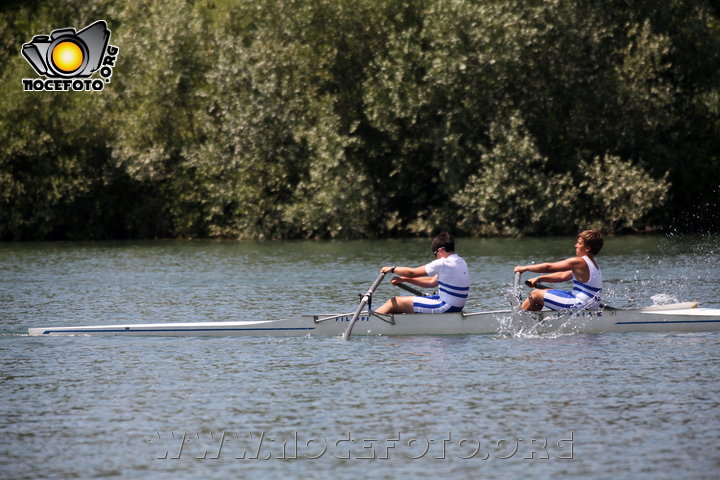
[
  {"x1": 525, "y1": 280, "x2": 551, "y2": 290},
  {"x1": 396, "y1": 282, "x2": 424, "y2": 296}
]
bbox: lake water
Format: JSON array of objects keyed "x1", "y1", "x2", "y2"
[{"x1": 1, "y1": 235, "x2": 719, "y2": 479}]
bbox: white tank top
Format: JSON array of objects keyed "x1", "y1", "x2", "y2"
[
  {"x1": 424, "y1": 254, "x2": 470, "y2": 308},
  {"x1": 571, "y1": 256, "x2": 602, "y2": 304}
]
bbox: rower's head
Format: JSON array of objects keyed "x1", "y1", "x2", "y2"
[
  {"x1": 578, "y1": 230, "x2": 604, "y2": 255},
  {"x1": 431, "y1": 232, "x2": 455, "y2": 257}
]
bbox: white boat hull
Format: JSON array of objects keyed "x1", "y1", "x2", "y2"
[{"x1": 27, "y1": 302, "x2": 720, "y2": 337}]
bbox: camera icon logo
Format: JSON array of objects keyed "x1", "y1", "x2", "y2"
[
  {"x1": 22, "y1": 20, "x2": 110, "y2": 78},
  {"x1": 21, "y1": 20, "x2": 119, "y2": 92}
]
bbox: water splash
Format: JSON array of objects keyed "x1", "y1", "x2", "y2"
[
  {"x1": 651, "y1": 293, "x2": 680, "y2": 305},
  {"x1": 495, "y1": 309, "x2": 578, "y2": 340}
]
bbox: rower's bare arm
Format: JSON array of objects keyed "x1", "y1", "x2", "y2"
[
  {"x1": 381, "y1": 265, "x2": 427, "y2": 278},
  {"x1": 535, "y1": 271, "x2": 573, "y2": 283},
  {"x1": 380, "y1": 266, "x2": 437, "y2": 288},
  {"x1": 515, "y1": 257, "x2": 581, "y2": 275},
  {"x1": 396, "y1": 274, "x2": 438, "y2": 288}
]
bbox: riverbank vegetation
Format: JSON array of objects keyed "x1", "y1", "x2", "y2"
[{"x1": 1, "y1": 0, "x2": 718, "y2": 240}]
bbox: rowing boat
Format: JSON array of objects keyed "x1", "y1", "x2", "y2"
[
  {"x1": 27, "y1": 301, "x2": 720, "y2": 337},
  {"x1": 27, "y1": 272, "x2": 720, "y2": 337}
]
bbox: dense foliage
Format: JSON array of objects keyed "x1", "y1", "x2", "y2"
[{"x1": 1, "y1": 0, "x2": 718, "y2": 240}]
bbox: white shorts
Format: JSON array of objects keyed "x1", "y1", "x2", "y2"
[
  {"x1": 543, "y1": 290, "x2": 600, "y2": 311},
  {"x1": 412, "y1": 295, "x2": 464, "y2": 314}
]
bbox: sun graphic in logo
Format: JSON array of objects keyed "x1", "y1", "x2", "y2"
[{"x1": 51, "y1": 41, "x2": 84, "y2": 73}]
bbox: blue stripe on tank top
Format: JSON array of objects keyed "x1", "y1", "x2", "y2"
[
  {"x1": 572, "y1": 285, "x2": 602, "y2": 297},
  {"x1": 572, "y1": 280, "x2": 601, "y2": 292},
  {"x1": 439, "y1": 287, "x2": 468, "y2": 299},
  {"x1": 438, "y1": 281, "x2": 469, "y2": 291}
]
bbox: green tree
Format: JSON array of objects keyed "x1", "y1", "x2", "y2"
[
  {"x1": 0, "y1": 0, "x2": 125, "y2": 239},
  {"x1": 453, "y1": 113, "x2": 577, "y2": 236},
  {"x1": 578, "y1": 155, "x2": 670, "y2": 232},
  {"x1": 0, "y1": 0, "x2": 716, "y2": 240}
]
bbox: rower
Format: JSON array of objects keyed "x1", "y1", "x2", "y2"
[
  {"x1": 375, "y1": 233, "x2": 470, "y2": 314},
  {"x1": 514, "y1": 230, "x2": 604, "y2": 311}
]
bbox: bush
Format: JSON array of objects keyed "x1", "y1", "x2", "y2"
[
  {"x1": 454, "y1": 114, "x2": 578, "y2": 236},
  {"x1": 578, "y1": 155, "x2": 670, "y2": 232},
  {"x1": 0, "y1": 0, "x2": 716, "y2": 239}
]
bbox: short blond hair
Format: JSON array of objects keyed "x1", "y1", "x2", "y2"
[{"x1": 579, "y1": 230, "x2": 604, "y2": 255}]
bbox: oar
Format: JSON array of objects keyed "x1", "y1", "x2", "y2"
[
  {"x1": 342, "y1": 272, "x2": 386, "y2": 341},
  {"x1": 511, "y1": 273, "x2": 550, "y2": 311},
  {"x1": 396, "y1": 282, "x2": 424, "y2": 296},
  {"x1": 525, "y1": 280, "x2": 551, "y2": 290},
  {"x1": 511, "y1": 272, "x2": 523, "y2": 309}
]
